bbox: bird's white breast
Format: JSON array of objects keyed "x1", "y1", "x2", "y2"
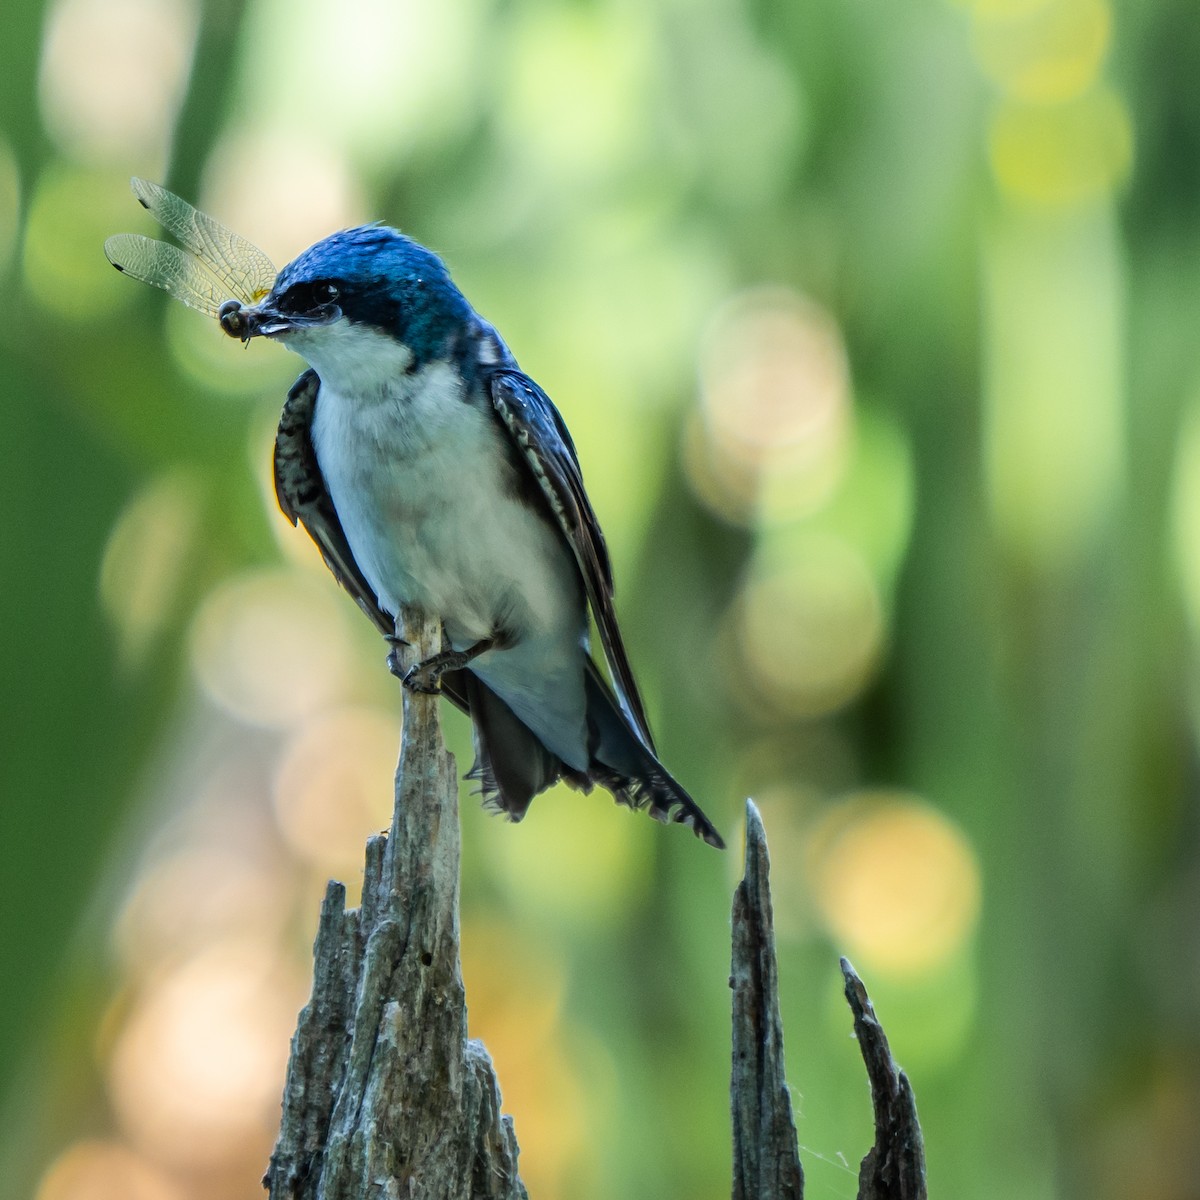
[{"x1": 292, "y1": 321, "x2": 588, "y2": 764}]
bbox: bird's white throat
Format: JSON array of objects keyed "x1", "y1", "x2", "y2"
[{"x1": 282, "y1": 318, "x2": 416, "y2": 396}]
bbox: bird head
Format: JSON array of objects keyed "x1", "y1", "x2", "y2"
[{"x1": 223, "y1": 226, "x2": 473, "y2": 387}]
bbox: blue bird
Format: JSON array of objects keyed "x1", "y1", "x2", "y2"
[
  {"x1": 237, "y1": 227, "x2": 723, "y2": 847},
  {"x1": 107, "y1": 189, "x2": 722, "y2": 847}
]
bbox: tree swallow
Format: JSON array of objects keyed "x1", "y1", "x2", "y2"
[{"x1": 106, "y1": 180, "x2": 723, "y2": 848}]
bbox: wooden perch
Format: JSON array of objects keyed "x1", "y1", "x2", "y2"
[
  {"x1": 265, "y1": 606, "x2": 526, "y2": 1200},
  {"x1": 840, "y1": 956, "x2": 927, "y2": 1200},
  {"x1": 265, "y1": 620, "x2": 925, "y2": 1200},
  {"x1": 731, "y1": 800, "x2": 927, "y2": 1200},
  {"x1": 730, "y1": 801, "x2": 804, "y2": 1200}
]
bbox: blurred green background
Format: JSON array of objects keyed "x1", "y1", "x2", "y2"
[{"x1": 3, "y1": 0, "x2": 1198, "y2": 1197}]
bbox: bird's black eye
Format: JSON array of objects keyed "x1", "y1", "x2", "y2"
[{"x1": 279, "y1": 280, "x2": 340, "y2": 314}]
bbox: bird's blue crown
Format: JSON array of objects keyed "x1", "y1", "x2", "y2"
[{"x1": 274, "y1": 226, "x2": 473, "y2": 365}]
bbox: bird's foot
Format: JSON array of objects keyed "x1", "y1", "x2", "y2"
[
  {"x1": 398, "y1": 637, "x2": 495, "y2": 693},
  {"x1": 402, "y1": 649, "x2": 464, "y2": 694}
]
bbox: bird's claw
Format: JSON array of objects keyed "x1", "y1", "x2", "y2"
[
  {"x1": 398, "y1": 647, "x2": 473, "y2": 693},
  {"x1": 387, "y1": 636, "x2": 494, "y2": 691},
  {"x1": 401, "y1": 662, "x2": 445, "y2": 694}
]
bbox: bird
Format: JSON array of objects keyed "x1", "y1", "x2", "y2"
[{"x1": 106, "y1": 184, "x2": 722, "y2": 848}]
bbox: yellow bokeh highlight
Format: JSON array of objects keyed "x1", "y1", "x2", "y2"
[
  {"x1": 202, "y1": 130, "x2": 365, "y2": 268},
  {"x1": 35, "y1": 1140, "x2": 182, "y2": 1200},
  {"x1": 956, "y1": 0, "x2": 1054, "y2": 16},
  {"x1": 807, "y1": 793, "x2": 982, "y2": 977},
  {"x1": 114, "y1": 842, "x2": 294, "y2": 974},
  {"x1": 690, "y1": 287, "x2": 852, "y2": 527},
  {"x1": 989, "y1": 86, "x2": 1132, "y2": 207},
  {"x1": 272, "y1": 706, "x2": 400, "y2": 880},
  {"x1": 236, "y1": 0, "x2": 484, "y2": 167},
  {"x1": 730, "y1": 535, "x2": 884, "y2": 719},
  {"x1": 38, "y1": 0, "x2": 197, "y2": 164},
  {"x1": 99, "y1": 471, "x2": 204, "y2": 668},
  {"x1": 973, "y1": 0, "x2": 1111, "y2": 104},
  {"x1": 107, "y1": 939, "x2": 303, "y2": 1169},
  {"x1": 461, "y1": 919, "x2": 597, "y2": 1198},
  {"x1": 188, "y1": 568, "x2": 358, "y2": 728}
]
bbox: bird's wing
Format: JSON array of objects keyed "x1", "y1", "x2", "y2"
[
  {"x1": 488, "y1": 368, "x2": 656, "y2": 752},
  {"x1": 274, "y1": 371, "x2": 397, "y2": 639}
]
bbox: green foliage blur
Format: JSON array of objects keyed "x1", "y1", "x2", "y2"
[{"x1": 3, "y1": 0, "x2": 1199, "y2": 1198}]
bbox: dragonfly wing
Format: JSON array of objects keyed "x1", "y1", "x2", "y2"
[
  {"x1": 130, "y1": 178, "x2": 277, "y2": 305},
  {"x1": 104, "y1": 233, "x2": 229, "y2": 316}
]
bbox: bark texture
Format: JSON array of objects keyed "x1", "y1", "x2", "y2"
[
  {"x1": 730, "y1": 800, "x2": 804, "y2": 1200},
  {"x1": 265, "y1": 607, "x2": 526, "y2": 1200},
  {"x1": 266, "y1": 634, "x2": 926, "y2": 1200},
  {"x1": 842, "y1": 956, "x2": 927, "y2": 1200},
  {"x1": 730, "y1": 800, "x2": 927, "y2": 1200}
]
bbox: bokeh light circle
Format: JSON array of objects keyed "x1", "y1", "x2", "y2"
[
  {"x1": 35, "y1": 1140, "x2": 182, "y2": 1200},
  {"x1": 730, "y1": 536, "x2": 884, "y2": 719},
  {"x1": 188, "y1": 568, "x2": 357, "y2": 729},
  {"x1": 272, "y1": 706, "x2": 400, "y2": 875},
  {"x1": 806, "y1": 792, "x2": 982, "y2": 977},
  {"x1": 107, "y1": 940, "x2": 303, "y2": 1168},
  {"x1": 690, "y1": 286, "x2": 852, "y2": 526}
]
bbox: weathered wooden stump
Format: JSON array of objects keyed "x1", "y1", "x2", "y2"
[{"x1": 266, "y1": 612, "x2": 926, "y2": 1199}]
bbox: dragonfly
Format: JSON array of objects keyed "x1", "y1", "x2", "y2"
[{"x1": 104, "y1": 177, "x2": 278, "y2": 338}]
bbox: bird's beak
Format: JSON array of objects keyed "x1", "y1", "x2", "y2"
[{"x1": 218, "y1": 299, "x2": 340, "y2": 343}]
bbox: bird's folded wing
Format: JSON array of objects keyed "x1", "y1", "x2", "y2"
[
  {"x1": 273, "y1": 370, "x2": 397, "y2": 639},
  {"x1": 488, "y1": 369, "x2": 657, "y2": 753}
]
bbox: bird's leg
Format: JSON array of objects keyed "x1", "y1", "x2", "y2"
[{"x1": 400, "y1": 637, "x2": 496, "y2": 694}]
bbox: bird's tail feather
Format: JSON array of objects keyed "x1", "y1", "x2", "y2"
[
  {"x1": 582, "y1": 661, "x2": 725, "y2": 848},
  {"x1": 457, "y1": 670, "x2": 584, "y2": 820},
  {"x1": 455, "y1": 664, "x2": 724, "y2": 849}
]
